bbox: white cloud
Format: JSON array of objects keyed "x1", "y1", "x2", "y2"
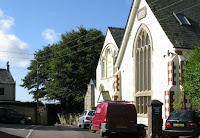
[
  {"x1": 0, "y1": 9, "x2": 14, "y2": 32},
  {"x1": 42, "y1": 28, "x2": 60, "y2": 44},
  {"x1": 0, "y1": 17, "x2": 14, "y2": 31},
  {"x1": 0, "y1": 9, "x2": 32, "y2": 67},
  {"x1": 0, "y1": 10, "x2": 3, "y2": 17}
]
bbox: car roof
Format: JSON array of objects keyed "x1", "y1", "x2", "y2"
[
  {"x1": 175, "y1": 110, "x2": 195, "y2": 112},
  {"x1": 99, "y1": 101, "x2": 134, "y2": 105}
]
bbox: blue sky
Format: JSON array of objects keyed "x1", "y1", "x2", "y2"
[{"x1": 0, "y1": 0, "x2": 132, "y2": 102}]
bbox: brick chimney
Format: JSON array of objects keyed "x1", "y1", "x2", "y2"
[{"x1": 6, "y1": 61, "x2": 9, "y2": 71}]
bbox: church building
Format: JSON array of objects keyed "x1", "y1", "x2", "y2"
[{"x1": 95, "y1": 0, "x2": 200, "y2": 125}]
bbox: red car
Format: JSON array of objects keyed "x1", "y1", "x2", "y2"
[{"x1": 90, "y1": 101, "x2": 138, "y2": 137}]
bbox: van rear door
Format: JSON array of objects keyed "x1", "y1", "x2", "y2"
[{"x1": 107, "y1": 103, "x2": 137, "y2": 131}]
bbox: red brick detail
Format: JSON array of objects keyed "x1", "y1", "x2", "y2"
[
  {"x1": 165, "y1": 91, "x2": 174, "y2": 118},
  {"x1": 172, "y1": 62, "x2": 177, "y2": 86},
  {"x1": 179, "y1": 61, "x2": 183, "y2": 85},
  {"x1": 172, "y1": 62, "x2": 174, "y2": 85},
  {"x1": 116, "y1": 75, "x2": 120, "y2": 91},
  {"x1": 173, "y1": 66, "x2": 176, "y2": 69},
  {"x1": 168, "y1": 61, "x2": 176, "y2": 85},
  {"x1": 168, "y1": 62, "x2": 171, "y2": 85},
  {"x1": 170, "y1": 91, "x2": 175, "y2": 113},
  {"x1": 114, "y1": 96, "x2": 118, "y2": 101},
  {"x1": 164, "y1": 91, "x2": 167, "y2": 118},
  {"x1": 170, "y1": 62, "x2": 173, "y2": 66},
  {"x1": 180, "y1": 91, "x2": 185, "y2": 108}
]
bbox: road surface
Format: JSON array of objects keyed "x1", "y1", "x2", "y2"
[{"x1": 0, "y1": 123, "x2": 134, "y2": 138}]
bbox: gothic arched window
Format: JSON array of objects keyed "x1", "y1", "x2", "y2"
[{"x1": 135, "y1": 25, "x2": 152, "y2": 114}]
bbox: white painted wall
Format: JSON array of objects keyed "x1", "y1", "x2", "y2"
[
  {"x1": 119, "y1": 0, "x2": 175, "y2": 125},
  {"x1": 95, "y1": 29, "x2": 119, "y2": 106}
]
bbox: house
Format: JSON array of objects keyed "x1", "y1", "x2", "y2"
[
  {"x1": 95, "y1": 0, "x2": 200, "y2": 126},
  {"x1": 0, "y1": 62, "x2": 16, "y2": 101}
]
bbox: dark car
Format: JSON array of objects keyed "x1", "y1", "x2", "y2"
[
  {"x1": 78, "y1": 110, "x2": 95, "y2": 129},
  {"x1": 163, "y1": 110, "x2": 200, "y2": 138},
  {"x1": 0, "y1": 107, "x2": 31, "y2": 125},
  {"x1": 90, "y1": 101, "x2": 138, "y2": 137}
]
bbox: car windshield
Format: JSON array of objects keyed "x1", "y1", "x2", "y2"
[
  {"x1": 88, "y1": 111, "x2": 95, "y2": 116},
  {"x1": 168, "y1": 110, "x2": 194, "y2": 121}
]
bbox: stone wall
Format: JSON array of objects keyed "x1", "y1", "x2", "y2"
[
  {"x1": 84, "y1": 84, "x2": 95, "y2": 110},
  {"x1": 0, "y1": 104, "x2": 47, "y2": 125}
]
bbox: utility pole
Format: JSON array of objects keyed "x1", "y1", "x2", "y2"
[{"x1": 36, "y1": 62, "x2": 39, "y2": 125}]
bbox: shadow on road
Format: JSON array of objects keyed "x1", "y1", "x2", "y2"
[
  {"x1": 0, "y1": 123, "x2": 92, "y2": 131},
  {"x1": 0, "y1": 131, "x2": 23, "y2": 138}
]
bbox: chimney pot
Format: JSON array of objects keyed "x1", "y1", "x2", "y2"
[{"x1": 6, "y1": 61, "x2": 9, "y2": 71}]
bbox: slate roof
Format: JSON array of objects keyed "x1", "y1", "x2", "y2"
[
  {"x1": 108, "y1": 27, "x2": 125, "y2": 48},
  {"x1": 0, "y1": 69, "x2": 15, "y2": 85},
  {"x1": 147, "y1": 0, "x2": 200, "y2": 49}
]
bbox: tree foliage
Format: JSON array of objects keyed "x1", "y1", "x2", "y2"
[
  {"x1": 182, "y1": 43, "x2": 200, "y2": 108},
  {"x1": 21, "y1": 27, "x2": 104, "y2": 112},
  {"x1": 173, "y1": 96, "x2": 183, "y2": 111},
  {"x1": 21, "y1": 45, "x2": 53, "y2": 100}
]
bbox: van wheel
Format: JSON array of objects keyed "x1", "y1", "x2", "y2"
[
  {"x1": 89, "y1": 125, "x2": 96, "y2": 133},
  {"x1": 100, "y1": 126, "x2": 105, "y2": 137}
]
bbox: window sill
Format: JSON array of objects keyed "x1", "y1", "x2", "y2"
[
  {"x1": 135, "y1": 91, "x2": 152, "y2": 96},
  {"x1": 101, "y1": 76, "x2": 114, "y2": 80},
  {"x1": 137, "y1": 114, "x2": 148, "y2": 118}
]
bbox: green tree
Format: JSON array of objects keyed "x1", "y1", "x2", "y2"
[
  {"x1": 182, "y1": 43, "x2": 200, "y2": 108},
  {"x1": 173, "y1": 96, "x2": 183, "y2": 111},
  {"x1": 46, "y1": 27, "x2": 104, "y2": 112},
  {"x1": 21, "y1": 27, "x2": 104, "y2": 112},
  {"x1": 21, "y1": 45, "x2": 53, "y2": 100}
]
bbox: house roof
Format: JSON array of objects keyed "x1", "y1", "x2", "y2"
[
  {"x1": 147, "y1": 0, "x2": 200, "y2": 49},
  {"x1": 108, "y1": 27, "x2": 125, "y2": 48},
  {"x1": 0, "y1": 69, "x2": 15, "y2": 85}
]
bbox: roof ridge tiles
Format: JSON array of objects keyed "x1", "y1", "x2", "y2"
[{"x1": 108, "y1": 26, "x2": 125, "y2": 30}]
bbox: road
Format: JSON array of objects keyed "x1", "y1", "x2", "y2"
[{"x1": 0, "y1": 123, "x2": 134, "y2": 138}]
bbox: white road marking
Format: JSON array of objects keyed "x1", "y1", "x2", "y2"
[{"x1": 26, "y1": 126, "x2": 38, "y2": 138}]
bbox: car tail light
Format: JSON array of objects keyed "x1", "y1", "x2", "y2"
[
  {"x1": 104, "y1": 117, "x2": 108, "y2": 123},
  {"x1": 165, "y1": 122, "x2": 171, "y2": 128},
  {"x1": 187, "y1": 123, "x2": 197, "y2": 128},
  {"x1": 86, "y1": 116, "x2": 90, "y2": 120}
]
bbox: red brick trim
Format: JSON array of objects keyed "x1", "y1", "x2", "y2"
[
  {"x1": 114, "y1": 96, "x2": 118, "y2": 101},
  {"x1": 179, "y1": 61, "x2": 183, "y2": 85},
  {"x1": 180, "y1": 91, "x2": 185, "y2": 108},
  {"x1": 116, "y1": 75, "x2": 120, "y2": 91}
]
